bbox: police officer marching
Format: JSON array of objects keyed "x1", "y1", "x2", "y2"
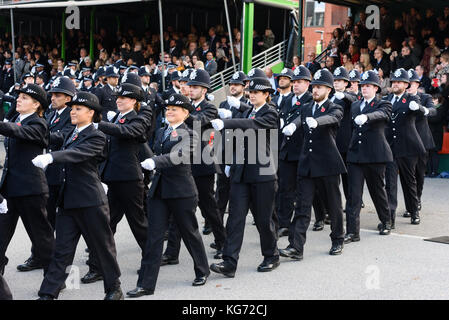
[
  {"x1": 210, "y1": 75, "x2": 280, "y2": 277},
  {"x1": 0, "y1": 84, "x2": 55, "y2": 276},
  {"x1": 127, "y1": 94, "x2": 210, "y2": 298},
  {"x1": 272, "y1": 68, "x2": 294, "y2": 114},
  {"x1": 280, "y1": 69, "x2": 346, "y2": 259},
  {"x1": 344, "y1": 70, "x2": 394, "y2": 243},
  {"x1": 384, "y1": 68, "x2": 426, "y2": 226},
  {"x1": 95, "y1": 66, "x2": 120, "y2": 119},
  {"x1": 277, "y1": 66, "x2": 313, "y2": 237},
  {"x1": 33, "y1": 92, "x2": 123, "y2": 300}
]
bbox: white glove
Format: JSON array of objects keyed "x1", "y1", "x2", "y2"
[
  {"x1": 227, "y1": 96, "x2": 240, "y2": 109},
  {"x1": 3, "y1": 118, "x2": 8, "y2": 123},
  {"x1": 211, "y1": 119, "x2": 224, "y2": 131},
  {"x1": 93, "y1": 123, "x2": 99, "y2": 129},
  {"x1": 282, "y1": 123, "x2": 297, "y2": 136},
  {"x1": 0, "y1": 199, "x2": 7, "y2": 214},
  {"x1": 141, "y1": 158, "x2": 156, "y2": 171},
  {"x1": 354, "y1": 114, "x2": 368, "y2": 126},
  {"x1": 423, "y1": 107, "x2": 429, "y2": 116},
  {"x1": 107, "y1": 111, "x2": 117, "y2": 122},
  {"x1": 224, "y1": 165, "x2": 231, "y2": 178},
  {"x1": 334, "y1": 91, "x2": 345, "y2": 100},
  {"x1": 409, "y1": 101, "x2": 419, "y2": 111},
  {"x1": 101, "y1": 183, "x2": 108, "y2": 194},
  {"x1": 218, "y1": 108, "x2": 232, "y2": 119},
  {"x1": 279, "y1": 118, "x2": 285, "y2": 129},
  {"x1": 306, "y1": 117, "x2": 318, "y2": 129},
  {"x1": 207, "y1": 93, "x2": 215, "y2": 102},
  {"x1": 31, "y1": 154, "x2": 54, "y2": 170}
]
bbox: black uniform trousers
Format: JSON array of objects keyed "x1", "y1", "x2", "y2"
[
  {"x1": 346, "y1": 163, "x2": 390, "y2": 235},
  {"x1": 427, "y1": 150, "x2": 440, "y2": 176},
  {"x1": 385, "y1": 161, "x2": 398, "y2": 219},
  {"x1": 137, "y1": 195, "x2": 210, "y2": 290},
  {"x1": 39, "y1": 205, "x2": 121, "y2": 298},
  {"x1": 312, "y1": 184, "x2": 329, "y2": 222},
  {"x1": 278, "y1": 159, "x2": 299, "y2": 229},
  {"x1": 416, "y1": 153, "x2": 428, "y2": 202},
  {"x1": 340, "y1": 152, "x2": 349, "y2": 206},
  {"x1": 386, "y1": 157, "x2": 420, "y2": 216},
  {"x1": 107, "y1": 180, "x2": 148, "y2": 250},
  {"x1": 222, "y1": 180, "x2": 279, "y2": 269},
  {"x1": 215, "y1": 172, "x2": 230, "y2": 217},
  {"x1": 0, "y1": 195, "x2": 54, "y2": 273},
  {"x1": 0, "y1": 274, "x2": 12, "y2": 300},
  {"x1": 289, "y1": 175, "x2": 344, "y2": 252},
  {"x1": 46, "y1": 185, "x2": 61, "y2": 229}
]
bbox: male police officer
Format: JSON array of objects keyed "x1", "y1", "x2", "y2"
[{"x1": 95, "y1": 66, "x2": 119, "y2": 119}]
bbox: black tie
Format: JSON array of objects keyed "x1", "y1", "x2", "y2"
[
  {"x1": 393, "y1": 96, "x2": 399, "y2": 105},
  {"x1": 114, "y1": 114, "x2": 123, "y2": 124},
  {"x1": 312, "y1": 103, "x2": 319, "y2": 115},
  {"x1": 248, "y1": 109, "x2": 257, "y2": 119},
  {"x1": 163, "y1": 126, "x2": 173, "y2": 140},
  {"x1": 68, "y1": 129, "x2": 79, "y2": 144},
  {"x1": 51, "y1": 112, "x2": 60, "y2": 125}
]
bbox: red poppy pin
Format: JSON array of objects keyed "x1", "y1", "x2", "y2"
[
  {"x1": 402, "y1": 98, "x2": 406, "y2": 103},
  {"x1": 72, "y1": 134, "x2": 78, "y2": 141},
  {"x1": 320, "y1": 107, "x2": 325, "y2": 112},
  {"x1": 358, "y1": 96, "x2": 361, "y2": 100},
  {"x1": 196, "y1": 106, "x2": 201, "y2": 111},
  {"x1": 16, "y1": 122, "x2": 21, "y2": 127},
  {"x1": 296, "y1": 101, "x2": 301, "y2": 106},
  {"x1": 119, "y1": 118, "x2": 125, "y2": 124},
  {"x1": 171, "y1": 130, "x2": 178, "y2": 138},
  {"x1": 54, "y1": 118, "x2": 60, "y2": 124},
  {"x1": 370, "y1": 102, "x2": 374, "y2": 107},
  {"x1": 208, "y1": 132, "x2": 215, "y2": 146}
]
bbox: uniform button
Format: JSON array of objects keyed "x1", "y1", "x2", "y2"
[
  {"x1": 394, "y1": 136, "x2": 397, "y2": 138},
  {"x1": 402, "y1": 112, "x2": 405, "y2": 114},
  {"x1": 392, "y1": 121, "x2": 395, "y2": 123},
  {"x1": 358, "y1": 133, "x2": 362, "y2": 136},
  {"x1": 309, "y1": 131, "x2": 312, "y2": 134},
  {"x1": 358, "y1": 141, "x2": 362, "y2": 144},
  {"x1": 359, "y1": 125, "x2": 362, "y2": 128},
  {"x1": 226, "y1": 139, "x2": 230, "y2": 142},
  {"x1": 309, "y1": 140, "x2": 312, "y2": 143},
  {"x1": 309, "y1": 149, "x2": 312, "y2": 152},
  {"x1": 287, "y1": 137, "x2": 290, "y2": 140},
  {"x1": 393, "y1": 128, "x2": 396, "y2": 131}
]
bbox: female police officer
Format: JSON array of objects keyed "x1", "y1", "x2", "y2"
[
  {"x1": 127, "y1": 93, "x2": 210, "y2": 298},
  {"x1": 0, "y1": 83, "x2": 55, "y2": 277},
  {"x1": 32, "y1": 92, "x2": 123, "y2": 300}
]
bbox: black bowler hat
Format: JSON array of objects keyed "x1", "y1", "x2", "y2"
[
  {"x1": 333, "y1": 66, "x2": 350, "y2": 82},
  {"x1": 180, "y1": 69, "x2": 193, "y2": 82},
  {"x1": 277, "y1": 68, "x2": 294, "y2": 80},
  {"x1": 68, "y1": 91, "x2": 102, "y2": 113},
  {"x1": 104, "y1": 66, "x2": 120, "y2": 78},
  {"x1": 408, "y1": 69, "x2": 420, "y2": 83},
  {"x1": 391, "y1": 68, "x2": 410, "y2": 83},
  {"x1": 138, "y1": 66, "x2": 151, "y2": 77},
  {"x1": 360, "y1": 70, "x2": 381, "y2": 88},
  {"x1": 128, "y1": 65, "x2": 139, "y2": 72},
  {"x1": 121, "y1": 72, "x2": 143, "y2": 87},
  {"x1": 349, "y1": 69, "x2": 361, "y2": 82},
  {"x1": 247, "y1": 67, "x2": 267, "y2": 80},
  {"x1": 310, "y1": 68, "x2": 334, "y2": 88},
  {"x1": 186, "y1": 69, "x2": 210, "y2": 89},
  {"x1": 63, "y1": 68, "x2": 76, "y2": 79},
  {"x1": 21, "y1": 72, "x2": 34, "y2": 82},
  {"x1": 229, "y1": 71, "x2": 248, "y2": 85},
  {"x1": 114, "y1": 83, "x2": 144, "y2": 101},
  {"x1": 170, "y1": 70, "x2": 181, "y2": 82},
  {"x1": 49, "y1": 76, "x2": 76, "y2": 97},
  {"x1": 246, "y1": 78, "x2": 275, "y2": 94},
  {"x1": 16, "y1": 83, "x2": 49, "y2": 109},
  {"x1": 166, "y1": 93, "x2": 194, "y2": 112},
  {"x1": 292, "y1": 66, "x2": 311, "y2": 81}
]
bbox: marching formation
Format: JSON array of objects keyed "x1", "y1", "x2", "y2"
[{"x1": 0, "y1": 60, "x2": 437, "y2": 300}]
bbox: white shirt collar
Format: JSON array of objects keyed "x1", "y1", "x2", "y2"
[
  {"x1": 363, "y1": 96, "x2": 375, "y2": 105},
  {"x1": 193, "y1": 99, "x2": 204, "y2": 108},
  {"x1": 315, "y1": 99, "x2": 327, "y2": 108},
  {"x1": 76, "y1": 123, "x2": 92, "y2": 132},
  {"x1": 168, "y1": 122, "x2": 183, "y2": 130},
  {"x1": 19, "y1": 112, "x2": 34, "y2": 122},
  {"x1": 56, "y1": 106, "x2": 67, "y2": 115},
  {"x1": 393, "y1": 93, "x2": 404, "y2": 102},
  {"x1": 173, "y1": 86, "x2": 180, "y2": 94},
  {"x1": 296, "y1": 92, "x2": 306, "y2": 100},
  {"x1": 119, "y1": 109, "x2": 134, "y2": 118},
  {"x1": 108, "y1": 83, "x2": 116, "y2": 91}
]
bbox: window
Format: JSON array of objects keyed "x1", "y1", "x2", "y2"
[{"x1": 305, "y1": 0, "x2": 325, "y2": 27}]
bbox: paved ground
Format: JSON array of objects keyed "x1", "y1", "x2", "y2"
[{"x1": 1, "y1": 144, "x2": 449, "y2": 300}]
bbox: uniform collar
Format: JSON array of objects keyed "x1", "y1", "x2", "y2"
[
  {"x1": 76, "y1": 123, "x2": 92, "y2": 133},
  {"x1": 19, "y1": 112, "x2": 35, "y2": 122}
]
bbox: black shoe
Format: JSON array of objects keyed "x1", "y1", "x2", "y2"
[
  {"x1": 127, "y1": 287, "x2": 154, "y2": 298},
  {"x1": 104, "y1": 287, "x2": 124, "y2": 300},
  {"x1": 257, "y1": 258, "x2": 280, "y2": 272},
  {"x1": 344, "y1": 233, "x2": 360, "y2": 244},
  {"x1": 210, "y1": 242, "x2": 218, "y2": 250},
  {"x1": 17, "y1": 258, "x2": 43, "y2": 272},
  {"x1": 329, "y1": 244, "x2": 343, "y2": 255},
  {"x1": 324, "y1": 215, "x2": 331, "y2": 225},
  {"x1": 37, "y1": 294, "x2": 54, "y2": 300},
  {"x1": 312, "y1": 220, "x2": 324, "y2": 231},
  {"x1": 277, "y1": 228, "x2": 289, "y2": 237},
  {"x1": 80, "y1": 270, "x2": 103, "y2": 284},
  {"x1": 192, "y1": 275, "x2": 208, "y2": 286},
  {"x1": 160, "y1": 255, "x2": 179, "y2": 266},
  {"x1": 213, "y1": 249, "x2": 223, "y2": 260},
  {"x1": 378, "y1": 223, "x2": 391, "y2": 235},
  {"x1": 403, "y1": 211, "x2": 411, "y2": 218},
  {"x1": 279, "y1": 247, "x2": 303, "y2": 260},
  {"x1": 391, "y1": 221, "x2": 395, "y2": 230},
  {"x1": 411, "y1": 212, "x2": 421, "y2": 225},
  {"x1": 210, "y1": 261, "x2": 236, "y2": 278},
  {"x1": 202, "y1": 226, "x2": 212, "y2": 235}
]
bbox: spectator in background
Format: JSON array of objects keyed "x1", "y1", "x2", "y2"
[
  {"x1": 348, "y1": 44, "x2": 360, "y2": 64},
  {"x1": 407, "y1": 35, "x2": 422, "y2": 63},
  {"x1": 391, "y1": 18, "x2": 408, "y2": 52},
  {"x1": 187, "y1": 41, "x2": 199, "y2": 57},
  {"x1": 341, "y1": 53, "x2": 354, "y2": 70},
  {"x1": 264, "y1": 67, "x2": 277, "y2": 91},
  {"x1": 367, "y1": 39, "x2": 377, "y2": 68},
  {"x1": 373, "y1": 48, "x2": 390, "y2": 77},
  {"x1": 382, "y1": 37, "x2": 393, "y2": 56},
  {"x1": 359, "y1": 53, "x2": 373, "y2": 71},
  {"x1": 304, "y1": 51, "x2": 320, "y2": 75},
  {"x1": 428, "y1": 93, "x2": 448, "y2": 177},
  {"x1": 200, "y1": 42, "x2": 210, "y2": 63},
  {"x1": 421, "y1": 36, "x2": 440, "y2": 75},
  {"x1": 292, "y1": 55, "x2": 301, "y2": 70},
  {"x1": 215, "y1": 42, "x2": 229, "y2": 72},
  {"x1": 440, "y1": 37, "x2": 449, "y2": 54},
  {"x1": 324, "y1": 55, "x2": 336, "y2": 73},
  {"x1": 415, "y1": 65, "x2": 432, "y2": 93},
  {"x1": 430, "y1": 52, "x2": 449, "y2": 79},
  {"x1": 233, "y1": 31, "x2": 241, "y2": 63},
  {"x1": 204, "y1": 51, "x2": 217, "y2": 76},
  {"x1": 390, "y1": 46, "x2": 418, "y2": 71},
  {"x1": 378, "y1": 68, "x2": 391, "y2": 97},
  {"x1": 258, "y1": 29, "x2": 275, "y2": 51},
  {"x1": 354, "y1": 62, "x2": 364, "y2": 75},
  {"x1": 379, "y1": 6, "x2": 393, "y2": 44},
  {"x1": 194, "y1": 60, "x2": 204, "y2": 70}
]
